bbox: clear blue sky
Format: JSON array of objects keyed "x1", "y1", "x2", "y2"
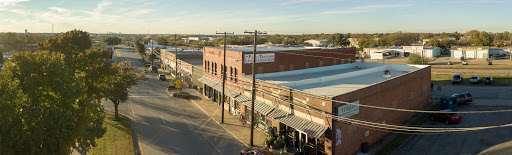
[{"x1": 0, "y1": 0, "x2": 511, "y2": 34}]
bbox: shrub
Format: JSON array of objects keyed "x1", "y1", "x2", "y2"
[{"x1": 408, "y1": 53, "x2": 429, "y2": 65}]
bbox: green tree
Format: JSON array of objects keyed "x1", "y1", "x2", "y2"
[
  {"x1": 103, "y1": 37, "x2": 122, "y2": 46},
  {"x1": 0, "y1": 32, "x2": 20, "y2": 51},
  {"x1": 105, "y1": 61, "x2": 146, "y2": 120},
  {"x1": 37, "y1": 29, "x2": 92, "y2": 56},
  {"x1": 408, "y1": 53, "x2": 429, "y2": 65},
  {"x1": 147, "y1": 51, "x2": 157, "y2": 63},
  {"x1": 0, "y1": 50, "x2": 105, "y2": 154},
  {"x1": 134, "y1": 40, "x2": 145, "y2": 61},
  {"x1": 327, "y1": 33, "x2": 349, "y2": 47}
]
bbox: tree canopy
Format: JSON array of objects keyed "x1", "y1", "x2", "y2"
[
  {"x1": 0, "y1": 29, "x2": 144, "y2": 154},
  {"x1": 103, "y1": 37, "x2": 122, "y2": 46}
]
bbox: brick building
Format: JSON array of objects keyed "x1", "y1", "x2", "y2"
[
  {"x1": 199, "y1": 46, "x2": 431, "y2": 155},
  {"x1": 161, "y1": 49, "x2": 203, "y2": 88}
]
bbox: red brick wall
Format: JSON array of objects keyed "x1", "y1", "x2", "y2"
[
  {"x1": 330, "y1": 66, "x2": 432, "y2": 155},
  {"x1": 203, "y1": 47, "x2": 356, "y2": 82}
]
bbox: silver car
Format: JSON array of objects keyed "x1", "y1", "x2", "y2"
[{"x1": 470, "y1": 75, "x2": 482, "y2": 84}]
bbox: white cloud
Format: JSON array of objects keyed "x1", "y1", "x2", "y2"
[
  {"x1": 94, "y1": 0, "x2": 112, "y2": 13},
  {"x1": 0, "y1": 0, "x2": 29, "y2": 9},
  {"x1": 281, "y1": 0, "x2": 344, "y2": 5},
  {"x1": 48, "y1": 7, "x2": 69, "y2": 13},
  {"x1": 322, "y1": 4, "x2": 411, "y2": 15}
]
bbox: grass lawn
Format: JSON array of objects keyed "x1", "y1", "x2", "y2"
[
  {"x1": 432, "y1": 74, "x2": 512, "y2": 86},
  {"x1": 92, "y1": 112, "x2": 134, "y2": 155}
]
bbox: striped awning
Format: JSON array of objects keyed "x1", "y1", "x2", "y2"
[
  {"x1": 198, "y1": 77, "x2": 240, "y2": 97},
  {"x1": 234, "y1": 94, "x2": 274, "y2": 115},
  {"x1": 268, "y1": 109, "x2": 328, "y2": 138}
]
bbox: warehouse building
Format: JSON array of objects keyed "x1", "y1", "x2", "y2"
[
  {"x1": 364, "y1": 46, "x2": 441, "y2": 59},
  {"x1": 450, "y1": 46, "x2": 489, "y2": 59},
  {"x1": 199, "y1": 46, "x2": 431, "y2": 155}
]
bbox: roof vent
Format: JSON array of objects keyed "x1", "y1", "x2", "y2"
[{"x1": 384, "y1": 70, "x2": 391, "y2": 78}]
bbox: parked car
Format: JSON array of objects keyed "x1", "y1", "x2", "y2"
[
  {"x1": 470, "y1": 75, "x2": 482, "y2": 84},
  {"x1": 430, "y1": 109, "x2": 461, "y2": 125},
  {"x1": 488, "y1": 61, "x2": 492, "y2": 65},
  {"x1": 158, "y1": 74, "x2": 166, "y2": 81},
  {"x1": 462, "y1": 61, "x2": 468, "y2": 65},
  {"x1": 447, "y1": 61, "x2": 453, "y2": 65},
  {"x1": 452, "y1": 73, "x2": 463, "y2": 84},
  {"x1": 484, "y1": 76, "x2": 493, "y2": 84},
  {"x1": 240, "y1": 147, "x2": 273, "y2": 155},
  {"x1": 452, "y1": 92, "x2": 473, "y2": 105}
]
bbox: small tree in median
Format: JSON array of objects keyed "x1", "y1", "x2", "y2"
[
  {"x1": 408, "y1": 53, "x2": 429, "y2": 65},
  {"x1": 106, "y1": 61, "x2": 147, "y2": 120}
]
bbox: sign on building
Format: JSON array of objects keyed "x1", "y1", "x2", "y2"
[
  {"x1": 403, "y1": 46, "x2": 424, "y2": 50},
  {"x1": 244, "y1": 53, "x2": 275, "y2": 64},
  {"x1": 338, "y1": 100, "x2": 359, "y2": 118}
]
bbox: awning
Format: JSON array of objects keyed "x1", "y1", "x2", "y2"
[
  {"x1": 199, "y1": 77, "x2": 241, "y2": 98},
  {"x1": 179, "y1": 69, "x2": 192, "y2": 77},
  {"x1": 268, "y1": 109, "x2": 328, "y2": 138},
  {"x1": 199, "y1": 76, "x2": 275, "y2": 115},
  {"x1": 233, "y1": 94, "x2": 274, "y2": 115}
]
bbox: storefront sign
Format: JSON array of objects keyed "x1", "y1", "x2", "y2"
[
  {"x1": 335, "y1": 127, "x2": 342, "y2": 146},
  {"x1": 244, "y1": 53, "x2": 275, "y2": 64},
  {"x1": 338, "y1": 100, "x2": 359, "y2": 118}
]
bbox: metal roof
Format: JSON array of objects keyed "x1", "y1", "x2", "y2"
[
  {"x1": 233, "y1": 94, "x2": 274, "y2": 115},
  {"x1": 198, "y1": 77, "x2": 240, "y2": 97},
  {"x1": 268, "y1": 110, "x2": 328, "y2": 138},
  {"x1": 199, "y1": 76, "x2": 328, "y2": 137}
]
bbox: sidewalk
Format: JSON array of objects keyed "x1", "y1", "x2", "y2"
[{"x1": 179, "y1": 88, "x2": 269, "y2": 148}]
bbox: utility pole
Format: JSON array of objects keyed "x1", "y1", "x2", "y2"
[
  {"x1": 244, "y1": 30, "x2": 266, "y2": 147},
  {"x1": 174, "y1": 34, "x2": 178, "y2": 76},
  {"x1": 216, "y1": 31, "x2": 234, "y2": 124}
]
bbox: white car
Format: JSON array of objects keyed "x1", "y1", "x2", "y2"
[{"x1": 470, "y1": 75, "x2": 482, "y2": 84}]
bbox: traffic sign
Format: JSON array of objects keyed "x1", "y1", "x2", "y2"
[
  {"x1": 175, "y1": 80, "x2": 181, "y2": 85},
  {"x1": 175, "y1": 85, "x2": 180, "y2": 88}
]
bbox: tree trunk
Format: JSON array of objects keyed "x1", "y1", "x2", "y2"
[{"x1": 114, "y1": 101, "x2": 120, "y2": 121}]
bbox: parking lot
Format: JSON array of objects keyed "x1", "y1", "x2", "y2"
[
  {"x1": 394, "y1": 86, "x2": 512, "y2": 155},
  {"x1": 394, "y1": 104, "x2": 512, "y2": 155}
]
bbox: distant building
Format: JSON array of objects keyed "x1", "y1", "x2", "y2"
[
  {"x1": 161, "y1": 49, "x2": 203, "y2": 88},
  {"x1": 364, "y1": 46, "x2": 441, "y2": 59},
  {"x1": 182, "y1": 37, "x2": 217, "y2": 42},
  {"x1": 305, "y1": 39, "x2": 328, "y2": 47},
  {"x1": 422, "y1": 38, "x2": 456, "y2": 45},
  {"x1": 450, "y1": 46, "x2": 489, "y2": 59},
  {"x1": 348, "y1": 38, "x2": 359, "y2": 48}
]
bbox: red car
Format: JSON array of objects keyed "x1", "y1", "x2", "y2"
[{"x1": 430, "y1": 110, "x2": 461, "y2": 125}]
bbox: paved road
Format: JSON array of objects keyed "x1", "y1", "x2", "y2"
[
  {"x1": 432, "y1": 85, "x2": 512, "y2": 99},
  {"x1": 103, "y1": 45, "x2": 245, "y2": 155},
  {"x1": 394, "y1": 105, "x2": 512, "y2": 155}
]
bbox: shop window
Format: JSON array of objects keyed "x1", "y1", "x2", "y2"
[
  {"x1": 205, "y1": 60, "x2": 207, "y2": 72},
  {"x1": 234, "y1": 68, "x2": 238, "y2": 83},
  {"x1": 221, "y1": 64, "x2": 224, "y2": 77},
  {"x1": 215, "y1": 63, "x2": 217, "y2": 75},
  {"x1": 230, "y1": 67, "x2": 233, "y2": 81}
]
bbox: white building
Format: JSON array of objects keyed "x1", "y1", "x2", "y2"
[
  {"x1": 364, "y1": 46, "x2": 441, "y2": 59},
  {"x1": 450, "y1": 46, "x2": 489, "y2": 59},
  {"x1": 305, "y1": 39, "x2": 328, "y2": 47}
]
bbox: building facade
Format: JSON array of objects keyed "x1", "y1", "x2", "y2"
[
  {"x1": 161, "y1": 49, "x2": 204, "y2": 89},
  {"x1": 364, "y1": 46, "x2": 441, "y2": 59},
  {"x1": 199, "y1": 46, "x2": 431, "y2": 155},
  {"x1": 450, "y1": 46, "x2": 489, "y2": 59}
]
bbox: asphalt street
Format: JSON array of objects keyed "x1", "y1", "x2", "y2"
[{"x1": 102, "y1": 46, "x2": 246, "y2": 155}]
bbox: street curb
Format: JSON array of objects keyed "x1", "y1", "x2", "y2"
[{"x1": 130, "y1": 117, "x2": 142, "y2": 155}]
